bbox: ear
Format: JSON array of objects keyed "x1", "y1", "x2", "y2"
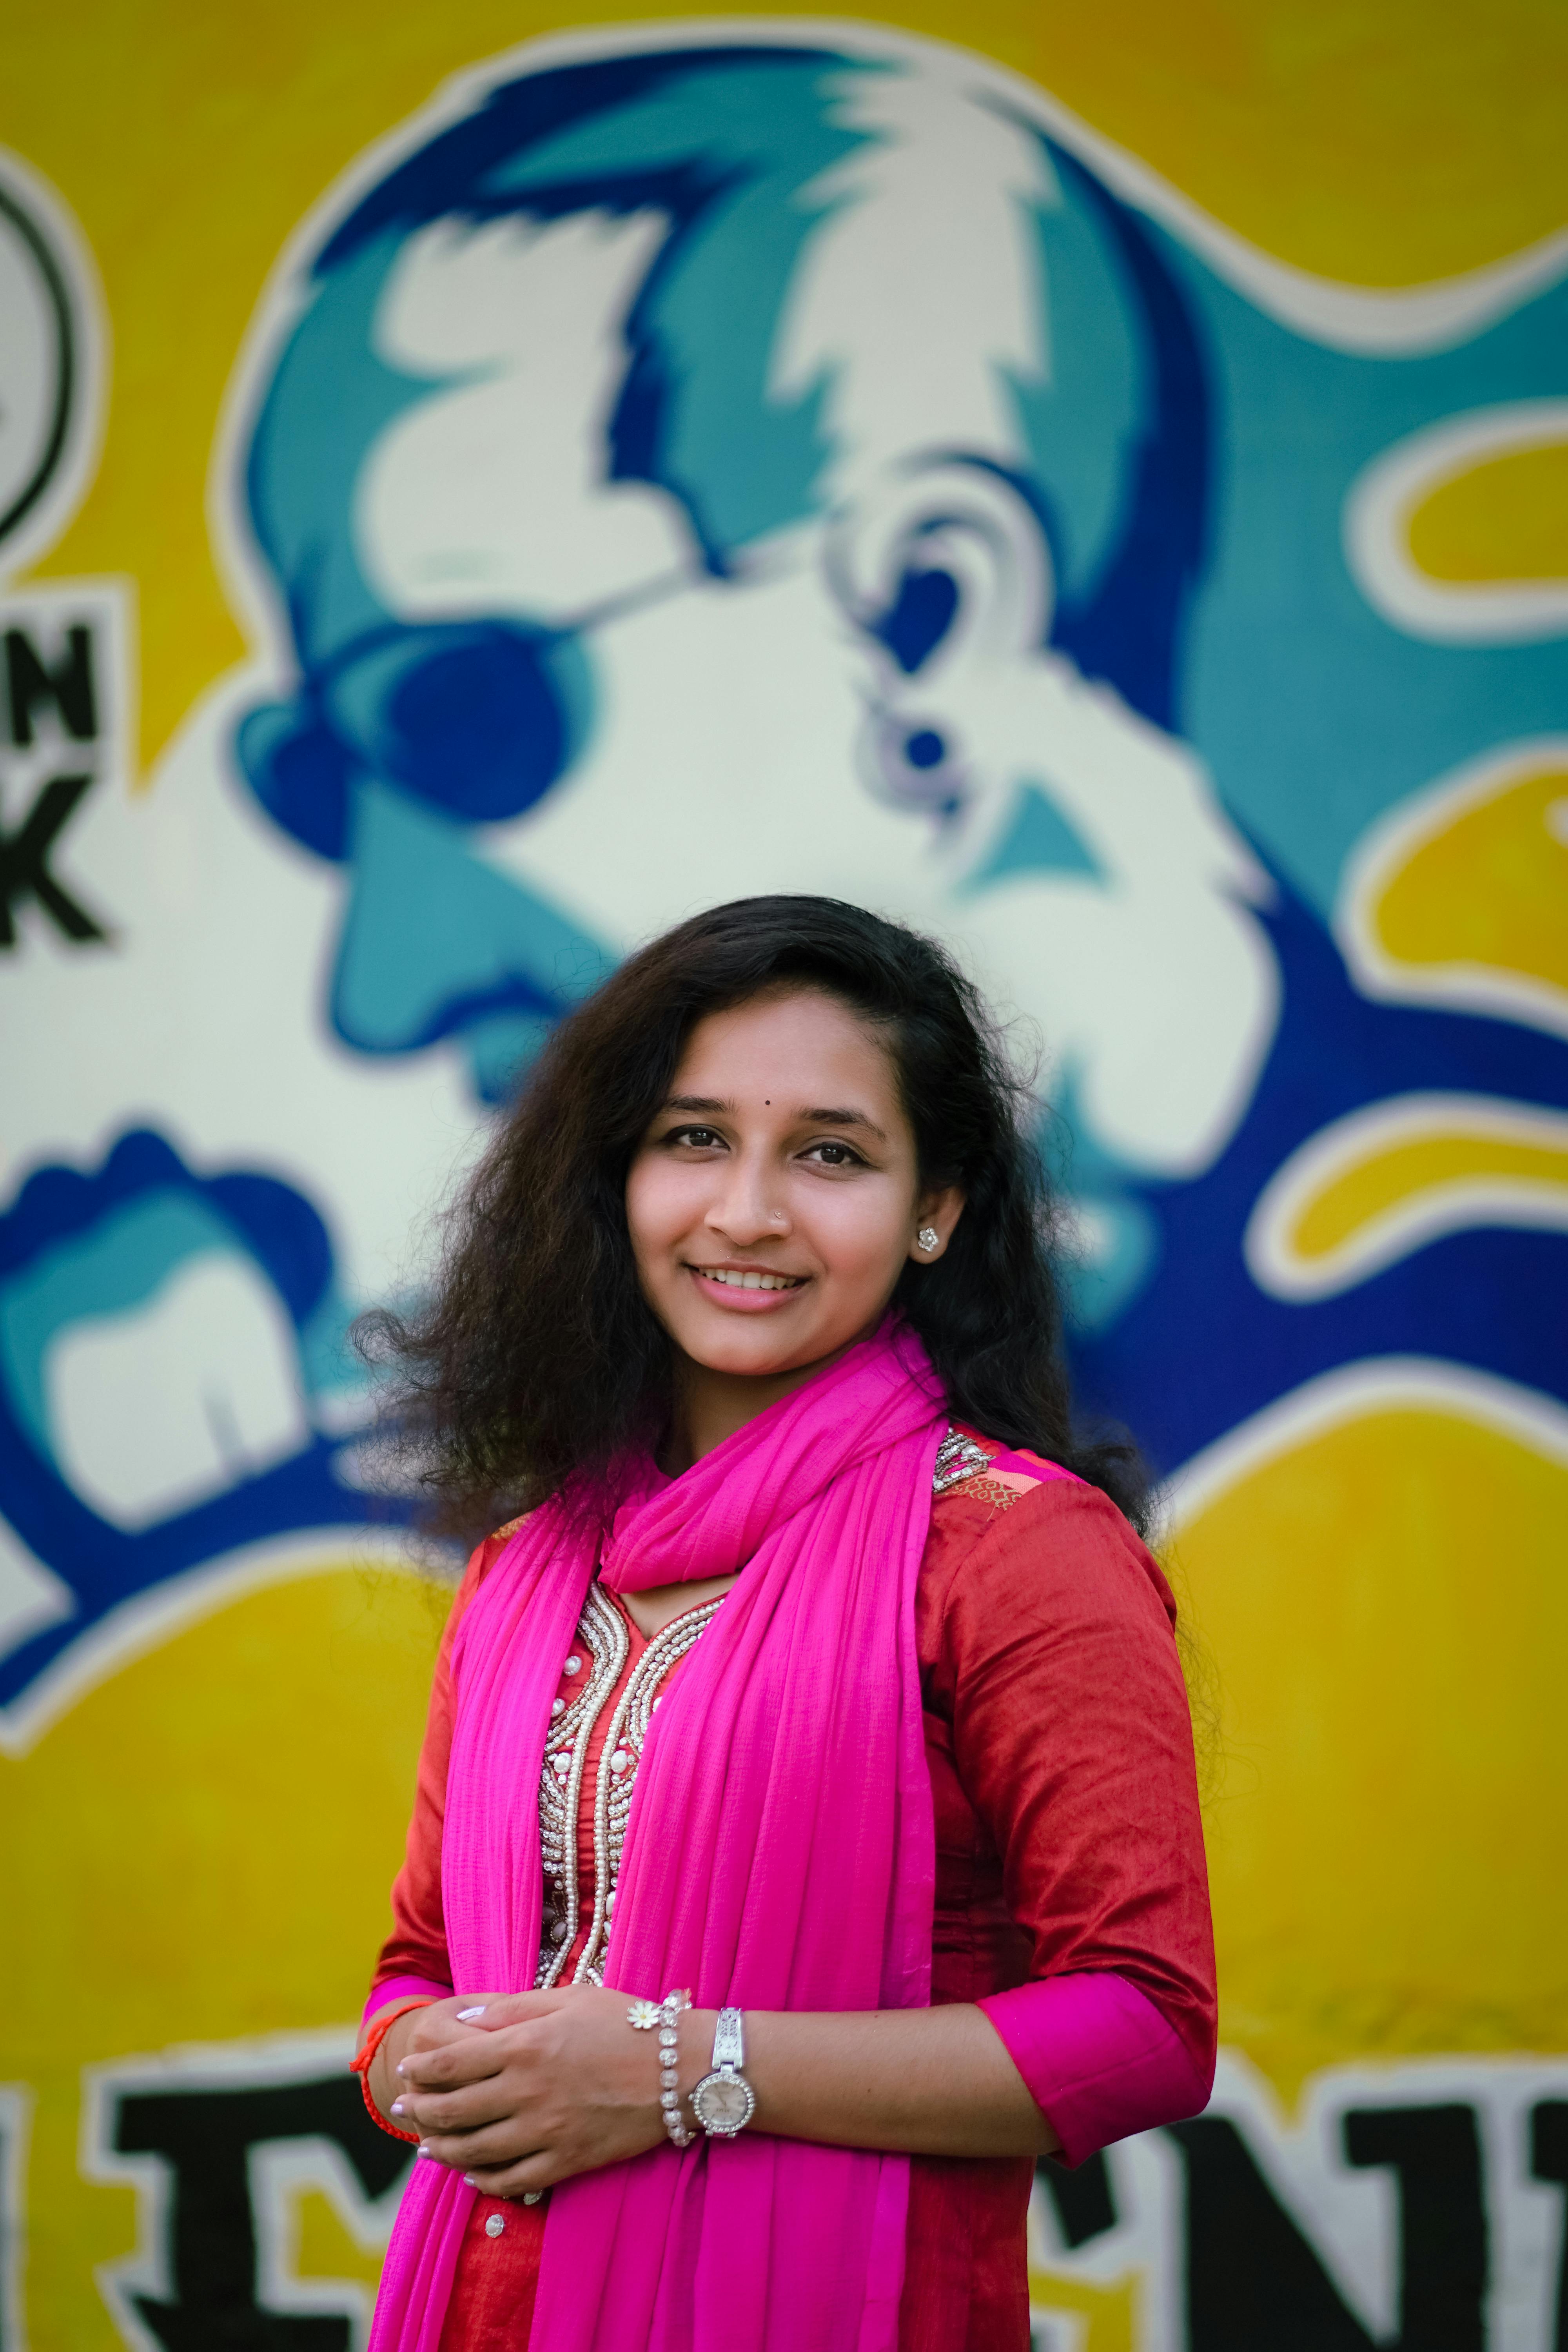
[
  {"x1": 908, "y1": 1184, "x2": 965, "y2": 1265},
  {"x1": 829, "y1": 462, "x2": 1054, "y2": 694},
  {"x1": 829, "y1": 464, "x2": 1053, "y2": 813}
]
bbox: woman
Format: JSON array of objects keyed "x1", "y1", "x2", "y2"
[{"x1": 354, "y1": 896, "x2": 1214, "y2": 2352}]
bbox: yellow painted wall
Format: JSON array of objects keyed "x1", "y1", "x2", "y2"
[{"x1": 4, "y1": 7, "x2": 1564, "y2": 2344}]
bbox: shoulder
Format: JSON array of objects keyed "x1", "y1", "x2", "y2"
[
  {"x1": 931, "y1": 1423, "x2": 1078, "y2": 1513},
  {"x1": 924, "y1": 1425, "x2": 1177, "y2": 1639},
  {"x1": 441, "y1": 1512, "x2": 532, "y2": 1650}
]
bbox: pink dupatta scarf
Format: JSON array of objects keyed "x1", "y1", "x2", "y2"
[{"x1": 368, "y1": 1320, "x2": 950, "y2": 2352}]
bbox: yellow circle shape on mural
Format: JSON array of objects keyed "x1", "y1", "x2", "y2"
[
  {"x1": 1245, "y1": 1091, "x2": 1568, "y2": 1299},
  {"x1": 1166, "y1": 1365, "x2": 1568, "y2": 2103},
  {"x1": 1405, "y1": 438, "x2": 1568, "y2": 585},
  {"x1": 1345, "y1": 401, "x2": 1568, "y2": 642},
  {"x1": 0, "y1": 1555, "x2": 447, "y2": 2348},
  {"x1": 1374, "y1": 763, "x2": 1568, "y2": 995},
  {"x1": 1339, "y1": 741, "x2": 1568, "y2": 1036}
]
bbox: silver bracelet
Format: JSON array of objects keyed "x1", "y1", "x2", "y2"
[{"x1": 628, "y1": 1987, "x2": 693, "y2": 2147}]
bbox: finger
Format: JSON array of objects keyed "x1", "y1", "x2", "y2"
[
  {"x1": 452, "y1": 1991, "x2": 571, "y2": 2033},
  {"x1": 398, "y1": 2040, "x2": 508, "y2": 2091},
  {"x1": 421, "y1": 1997, "x2": 504, "y2": 2034},
  {"x1": 448, "y1": 1992, "x2": 508, "y2": 2026},
  {"x1": 418, "y1": 2121, "x2": 547, "y2": 2172},
  {"x1": 461, "y1": 2154, "x2": 560, "y2": 2198},
  {"x1": 396, "y1": 2014, "x2": 478, "y2": 2068},
  {"x1": 390, "y1": 2082, "x2": 514, "y2": 2135}
]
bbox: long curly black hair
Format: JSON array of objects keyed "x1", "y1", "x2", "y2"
[{"x1": 364, "y1": 895, "x2": 1147, "y2": 1543}]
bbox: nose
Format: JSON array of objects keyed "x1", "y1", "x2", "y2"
[
  {"x1": 330, "y1": 779, "x2": 610, "y2": 1098},
  {"x1": 704, "y1": 1150, "x2": 790, "y2": 1249}
]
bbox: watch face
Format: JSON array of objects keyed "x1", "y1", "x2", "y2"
[{"x1": 693, "y1": 2071, "x2": 755, "y2": 2134}]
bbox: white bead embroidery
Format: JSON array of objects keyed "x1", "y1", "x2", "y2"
[{"x1": 931, "y1": 1426, "x2": 993, "y2": 1494}]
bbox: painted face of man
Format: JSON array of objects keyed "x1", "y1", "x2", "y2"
[{"x1": 237, "y1": 45, "x2": 1278, "y2": 1185}]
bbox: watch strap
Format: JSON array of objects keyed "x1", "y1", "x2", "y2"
[{"x1": 712, "y1": 2006, "x2": 745, "y2": 2072}]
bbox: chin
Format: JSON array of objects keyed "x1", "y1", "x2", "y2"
[
  {"x1": 677, "y1": 1318, "x2": 818, "y2": 1378},
  {"x1": 691, "y1": 1333, "x2": 804, "y2": 1376}
]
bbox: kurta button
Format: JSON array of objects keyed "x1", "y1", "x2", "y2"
[
  {"x1": 522, "y1": 2190, "x2": 543, "y2": 2206},
  {"x1": 485, "y1": 2213, "x2": 505, "y2": 2238}
]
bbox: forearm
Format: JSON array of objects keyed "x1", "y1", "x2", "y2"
[{"x1": 683, "y1": 2003, "x2": 1060, "y2": 2160}]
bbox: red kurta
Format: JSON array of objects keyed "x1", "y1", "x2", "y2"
[{"x1": 370, "y1": 1444, "x2": 1215, "y2": 2349}]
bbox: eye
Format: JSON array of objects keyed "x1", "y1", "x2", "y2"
[
  {"x1": 802, "y1": 1140, "x2": 865, "y2": 1168},
  {"x1": 664, "y1": 1124, "x2": 726, "y2": 1150}
]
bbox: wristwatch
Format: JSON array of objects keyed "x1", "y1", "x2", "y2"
[{"x1": 690, "y1": 2006, "x2": 756, "y2": 2137}]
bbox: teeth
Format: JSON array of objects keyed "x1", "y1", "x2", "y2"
[{"x1": 699, "y1": 1269, "x2": 801, "y2": 1291}]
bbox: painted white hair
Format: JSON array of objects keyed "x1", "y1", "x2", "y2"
[{"x1": 772, "y1": 63, "x2": 1058, "y2": 501}]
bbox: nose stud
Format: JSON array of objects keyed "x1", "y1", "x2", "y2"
[{"x1": 916, "y1": 1227, "x2": 940, "y2": 1253}]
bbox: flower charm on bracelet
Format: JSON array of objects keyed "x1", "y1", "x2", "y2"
[{"x1": 626, "y1": 1998, "x2": 662, "y2": 2030}]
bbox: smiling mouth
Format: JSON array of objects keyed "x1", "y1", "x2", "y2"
[{"x1": 691, "y1": 1267, "x2": 807, "y2": 1292}]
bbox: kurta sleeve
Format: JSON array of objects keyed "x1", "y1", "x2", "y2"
[
  {"x1": 363, "y1": 1538, "x2": 498, "y2": 2028},
  {"x1": 924, "y1": 1474, "x2": 1216, "y2": 2162}
]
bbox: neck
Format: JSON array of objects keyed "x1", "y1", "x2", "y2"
[{"x1": 662, "y1": 1335, "x2": 870, "y2": 1476}]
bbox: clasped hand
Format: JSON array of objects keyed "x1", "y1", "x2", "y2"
[{"x1": 384, "y1": 1984, "x2": 686, "y2": 2198}]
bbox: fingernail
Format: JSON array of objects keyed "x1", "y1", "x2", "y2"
[
  {"x1": 390, "y1": 2100, "x2": 405, "y2": 2116},
  {"x1": 417, "y1": 2143, "x2": 431, "y2": 2158},
  {"x1": 395, "y1": 2062, "x2": 407, "y2": 2077},
  {"x1": 463, "y1": 2174, "x2": 475, "y2": 2186},
  {"x1": 456, "y1": 2006, "x2": 486, "y2": 2021}
]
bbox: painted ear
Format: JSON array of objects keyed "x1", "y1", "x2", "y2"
[
  {"x1": 828, "y1": 463, "x2": 1054, "y2": 814},
  {"x1": 829, "y1": 463, "x2": 1054, "y2": 690}
]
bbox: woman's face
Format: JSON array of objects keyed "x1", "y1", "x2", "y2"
[{"x1": 625, "y1": 988, "x2": 961, "y2": 1385}]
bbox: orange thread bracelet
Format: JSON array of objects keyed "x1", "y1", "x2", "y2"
[{"x1": 351, "y1": 1996, "x2": 438, "y2": 2144}]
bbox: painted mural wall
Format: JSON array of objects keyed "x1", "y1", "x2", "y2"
[{"x1": 2, "y1": 4, "x2": 1565, "y2": 2344}]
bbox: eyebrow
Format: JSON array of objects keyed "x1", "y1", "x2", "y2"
[
  {"x1": 801, "y1": 1105, "x2": 888, "y2": 1141},
  {"x1": 659, "y1": 1094, "x2": 888, "y2": 1142}
]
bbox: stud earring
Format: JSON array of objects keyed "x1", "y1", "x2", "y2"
[{"x1": 916, "y1": 1227, "x2": 940, "y2": 1254}]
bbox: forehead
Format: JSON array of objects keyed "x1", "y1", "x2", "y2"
[{"x1": 673, "y1": 989, "x2": 902, "y2": 1109}]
